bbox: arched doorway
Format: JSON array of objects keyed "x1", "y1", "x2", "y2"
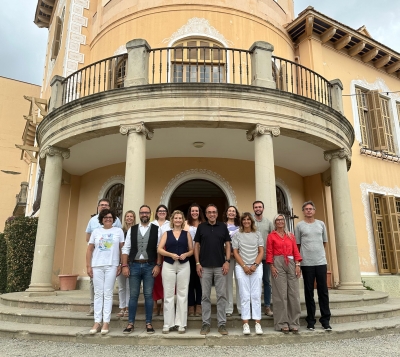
[
  {"x1": 105, "y1": 183, "x2": 124, "y2": 220},
  {"x1": 169, "y1": 179, "x2": 228, "y2": 221}
]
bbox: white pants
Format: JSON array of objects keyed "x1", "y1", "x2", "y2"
[
  {"x1": 117, "y1": 274, "x2": 130, "y2": 309},
  {"x1": 235, "y1": 263, "x2": 262, "y2": 321},
  {"x1": 162, "y1": 260, "x2": 190, "y2": 328},
  {"x1": 226, "y1": 257, "x2": 241, "y2": 314},
  {"x1": 93, "y1": 265, "x2": 117, "y2": 323}
]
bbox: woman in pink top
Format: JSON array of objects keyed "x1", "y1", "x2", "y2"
[{"x1": 266, "y1": 214, "x2": 302, "y2": 333}]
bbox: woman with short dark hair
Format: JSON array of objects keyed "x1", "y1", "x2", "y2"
[{"x1": 86, "y1": 209, "x2": 124, "y2": 334}]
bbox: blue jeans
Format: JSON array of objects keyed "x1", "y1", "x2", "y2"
[
  {"x1": 128, "y1": 262, "x2": 155, "y2": 325},
  {"x1": 262, "y1": 260, "x2": 272, "y2": 307}
]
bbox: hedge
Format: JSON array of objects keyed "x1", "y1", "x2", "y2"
[
  {"x1": 0, "y1": 233, "x2": 6, "y2": 293},
  {"x1": 4, "y1": 216, "x2": 38, "y2": 292}
]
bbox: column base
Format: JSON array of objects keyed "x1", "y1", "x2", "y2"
[
  {"x1": 337, "y1": 282, "x2": 365, "y2": 290},
  {"x1": 26, "y1": 283, "x2": 55, "y2": 293}
]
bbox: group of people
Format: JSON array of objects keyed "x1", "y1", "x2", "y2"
[{"x1": 85, "y1": 198, "x2": 332, "y2": 335}]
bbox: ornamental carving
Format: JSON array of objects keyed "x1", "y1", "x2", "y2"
[
  {"x1": 159, "y1": 169, "x2": 237, "y2": 207},
  {"x1": 246, "y1": 124, "x2": 280, "y2": 141},
  {"x1": 120, "y1": 122, "x2": 154, "y2": 140},
  {"x1": 324, "y1": 148, "x2": 351, "y2": 162},
  {"x1": 39, "y1": 146, "x2": 70, "y2": 159}
]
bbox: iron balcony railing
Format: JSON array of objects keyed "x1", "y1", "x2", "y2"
[{"x1": 60, "y1": 46, "x2": 332, "y2": 108}]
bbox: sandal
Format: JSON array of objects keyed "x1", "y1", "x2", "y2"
[
  {"x1": 123, "y1": 323, "x2": 134, "y2": 334},
  {"x1": 124, "y1": 310, "x2": 129, "y2": 317},
  {"x1": 117, "y1": 309, "x2": 125, "y2": 317},
  {"x1": 290, "y1": 328, "x2": 299, "y2": 334},
  {"x1": 146, "y1": 323, "x2": 155, "y2": 334},
  {"x1": 281, "y1": 327, "x2": 290, "y2": 334}
]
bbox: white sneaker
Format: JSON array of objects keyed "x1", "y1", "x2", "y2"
[
  {"x1": 255, "y1": 322, "x2": 263, "y2": 335},
  {"x1": 242, "y1": 323, "x2": 251, "y2": 335},
  {"x1": 162, "y1": 325, "x2": 170, "y2": 334}
]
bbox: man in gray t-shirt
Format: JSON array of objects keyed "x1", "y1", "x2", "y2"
[
  {"x1": 253, "y1": 200, "x2": 274, "y2": 317},
  {"x1": 295, "y1": 201, "x2": 331, "y2": 331}
]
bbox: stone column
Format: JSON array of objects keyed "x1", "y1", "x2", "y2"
[
  {"x1": 124, "y1": 39, "x2": 151, "y2": 87},
  {"x1": 247, "y1": 124, "x2": 280, "y2": 220},
  {"x1": 120, "y1": 122, "x2": 153, "y2": 213},
  {"x1": 27, "y1": 146, "x2": 70, "y2": 292},
  {"x1": 249, "y1": 41, "x2": 276, "y2": 89},
  {"x1": 329, "y1": 79, "x2": 344, "y2": 114},
  {"x1": 324, "y1": 149, "x2": 364, "y2": 289},
  {"x1": 48, "y1": 75, "x2": 65, "y2": 113}
]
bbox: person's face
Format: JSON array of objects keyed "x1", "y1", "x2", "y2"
[
  {"x1": 242, "y1": 216, "x2": 252, "y2": 229},
  {"x1": 253, "y1": 203, "x2": 264, "y2": 216},
  {"x1": 98, "y1": 201, "x2": 110, "y2": 212},
  {"x1": 303, "y1": 204, "x2": 315, "y2": 218},
  {"x1": 227, "y1": 207, "x2": 237, "y2": 219},
  {"x1": 275, "y1": 216, "x2": 285, "y2": 229},
  {"x1": 102, "y1": 214, "x2": 114, "y2": 228},
  {"x1": 173, "y1": 214, "x2": 184, "y2": 228},
  {"x1": 139, "y1": 208, "x2": 151, "y2": 224},
  {"x1": 156, "y1": 207, "x2": 167, "y2": 220},
  {"x1": 190, "y1": 207, "x2": 199, "y2": 220},
  {"x1": 206, "y1": 207, "x2": 218, "y2": 224},
  {"x1": 125, "y1": 213, "x2": 135, "y2": 225}
]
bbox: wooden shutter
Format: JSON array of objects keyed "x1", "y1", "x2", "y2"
[
  {"x1": 383, "y1": 196, "x2": 400, "y2": 273},
  {"x1": 369, "y1": 193, "x2": 390, "y2": 274},
  {"x1": 397, "y1": 103, "x2": 400, "y2": 125},
  {"x1": 367, "y1": 90, "x2": 388, "y2": 151},
  {"x1": 51, "y1": 17, "x2": 63, "y2": 60},
  {"x1": 381, "y1": 196, "x2": 396, "y2": 273},
  {"x1": 380, "y1": 97, "x2": 395, "y2": 154},
  {"x1": 356, "y1": 88, "x2": 370, "y2": 147}
]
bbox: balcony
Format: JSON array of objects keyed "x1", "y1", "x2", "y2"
[{"x1": 39, "y1": 40, "x2": 354, "y2": 164}]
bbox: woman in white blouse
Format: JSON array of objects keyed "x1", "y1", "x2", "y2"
[{"x1": 86, "y1": 209, "x2": 124, "y2": 335}]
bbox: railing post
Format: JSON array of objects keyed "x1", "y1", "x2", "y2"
[
  {"x1": 49, "y1": 75, "x2": 65, "y2": 113},
  {"x1": 124, "y1": 39, "x2": 151, "y2": 87},
  {"x1": 329, "y1": 79, "x2": 344, "y2": 114},
  {"x1": 249, "y1": 41, "x2": 276, "y2": 89}
]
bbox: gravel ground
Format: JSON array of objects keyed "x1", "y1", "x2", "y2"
[{"x1": 0, "y1": 334, "x2": 399, "y2": 357}]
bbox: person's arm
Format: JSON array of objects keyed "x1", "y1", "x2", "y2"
[
  {"x1": 86, "y1": 244, "x2": 94, "y2": 278},
  {"x1": 158, "y1": 232, "x2": 178, "y2": 259},
  {"x1": 121, "y1": 227, "x2": 131, "y2": 277},
  {"x1": 180, "y1": 232, "x2": 193, "y2": 260},
  {"x1": 294, "y1": 223, "x2": 301, "y2": 252},
  {"x1": 322, "y1": 221, "x2": 328, "y2": 248},
  {"x1": 194, "y1": 241, "x2": 202, "y2": 278},
  {"x1": 249, "y1": 246, "x2": 264, "y2": 273},
  {"x1": 85, "y1": 233, "x2": 91, "y2": 243}
]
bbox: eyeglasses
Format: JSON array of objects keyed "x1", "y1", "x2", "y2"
[
  {"x1": 303, "y1": 208, "x2": 315, "y2": 211},
  {"x1": 103, "y1": 216, "x2": 113, "y2": 220},
  {"x1": 157, "y1": 210, "x2": 167, "y2": 213},
  {"x1": 139, "y1": 212, "x2": 151, "y2": 215}
]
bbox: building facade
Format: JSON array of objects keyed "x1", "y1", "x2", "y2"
[{"x1": 23, "y1": 0, "x2": 400, "y2": 294}]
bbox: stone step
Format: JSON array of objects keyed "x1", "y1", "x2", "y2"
[
  {"x1": 0, "y1": 315, "x2": 399, "y2": 346},
  {"x1": 1, "y1": 298, "x2": 400, "y2": 329}
]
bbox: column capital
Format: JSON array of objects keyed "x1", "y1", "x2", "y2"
[
  {"x1": 246, "y1": 124, "x2": 280, "y2": 141},
  {"x1": 324, "y1": 148, "x2": 351, "y2": 163},
  {"x1": 39, "y1": 146, "x2": 70, "y2": 160},
  {"x1": 120, "y1": 122, "x2": 154, "y2": 140}
]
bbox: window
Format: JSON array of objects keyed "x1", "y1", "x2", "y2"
[
  {"x1": 171, "y1": 39, "x2": 225, "y2": 83},
  {"x1": 105, "y1": 183, "x2": 124, "y2": 220},
  {"x1": 51, "y1": 9, "x2": 65, "y2": 60},
  {"x1": 115, "y1": 58, "x2": 126, "y2": 88},
  {"x1": 397, "y1": 102, "x2": 400, "y2": 125},
  {"x1": 356, "y1": 88, "x2": 395, "y2": 154},
  {"x1": 369, "y1": 192, "x2": 400, "y2": 274}
]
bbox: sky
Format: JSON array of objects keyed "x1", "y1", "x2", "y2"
[{"x1": 0, "y1": 0, "x2": 399, "y2": 86}]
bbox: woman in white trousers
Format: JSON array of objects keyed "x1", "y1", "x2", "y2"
[
  {"x1": 232, "y1": 212, "x2": 264, "y2": 335},
  {"x1": 86, "y1": 209, "x2": 124, "y2": 335},
  {"x1": 158, "y1": 210, "x2": 193, "y2": 333}
]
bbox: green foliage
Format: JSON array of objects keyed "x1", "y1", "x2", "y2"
[
  {"x1": 4, "y1": 217, "x2": 38, "y2": 292},
  {"x1": 362, "y1": 279, "x2": 374, "y2": 291},
  {"x1": 0, "y1": 233, "x2": 7, "y2": 293}
]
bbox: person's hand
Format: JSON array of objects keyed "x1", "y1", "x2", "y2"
[
  {"x1": 179, "y1": 253, "x2": 187, "y2": 260},
  {"x1": 196, "y1": 263, "x2": 203, "y2": 278},
  {"x1": 116, "y1": 265, "x2": 122, "y2": 277},
  {"x1": 171, "y1": 253, "x2": 180, "y2": 261},
  {"x1": 87, "y1": 266, "x2": 93, "y2": 278},
  {"x1": 295, "y1": 265, "x2": 301, "y2": 278},
  {"x1": 271, "y1": 265, "x2": 278, "y2": 279},
  {"x1": 152, "y1": 265, "x2": 160, "y2": 277},
  {"x1": 222, "y1": 261, "x2": 229, "y2": 275},
  {"x1": 122, "y1": 266, "x2": 130, "y2": 278},
  {"x1": 249, "y1": 264, "x2": 257, "y2": 273},
  {"x1": 242, "y1": 265, "x2": 251, "y2": 275}
]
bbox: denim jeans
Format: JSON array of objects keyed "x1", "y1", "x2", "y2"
[
  {"x1": 262, "y1": 260, "x2": 272, "y2": 307},
  {"x1": 128, "y1": 262, "x2": 155, "y2": 325}
]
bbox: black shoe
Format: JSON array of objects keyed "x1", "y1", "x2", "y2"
[
  {"x1": 323, "y1": 325, "x2": 332, "y2": 331},
  {"x1": 306, "y1": 324, "x2": 315, "y2": 331},
  {"x1": 146, "y1": 323, "x2": 155, "y2": 334},
  {"x1": 200, "y1": 323, "x2": 210, "y2": 335},
  {"x1": 123, "y1": 323, "x2": 134, "y2": 334}
]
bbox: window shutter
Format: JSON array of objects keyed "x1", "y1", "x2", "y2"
[
  {"x1": 383, "y1": 196, "x2": 400, "y2": 273},
  {"x1": 381, "y1": 196, "x2": 396, "y2": 273},
  {"x1": 367, "y1": 90, "x2": 388, "y2": 151},
  {"x1": 380, "y1": 98, "x2": 395, "y2": 154},
  {"x1": 51, "y1": 17, "x2": 63, "y2": 60},
  {"x1": 369, "y1": 193, "x2": 390, "y2": 274},
  {"x1": 356, "y1": 88, "x2": 370, "y2": 147}
]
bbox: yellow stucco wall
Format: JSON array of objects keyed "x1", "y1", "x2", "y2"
[{"x1": 0, "y1": 77, "x2": 41, "y2": 230}]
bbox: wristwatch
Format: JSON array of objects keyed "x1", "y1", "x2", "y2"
[
  {"x1": 225, "y1": 259, "x2": 230, "y2": 263},
  {"x1": 253, "y1": 262, "x2": 259, "y2": 267}
]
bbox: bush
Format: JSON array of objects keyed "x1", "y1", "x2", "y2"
[
  {"x1": 4, "y1": 217, "x2": 38, "y2": 292},
  {"x1": 0, "y1": 233, "x2": 6, "y2": 293}
]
